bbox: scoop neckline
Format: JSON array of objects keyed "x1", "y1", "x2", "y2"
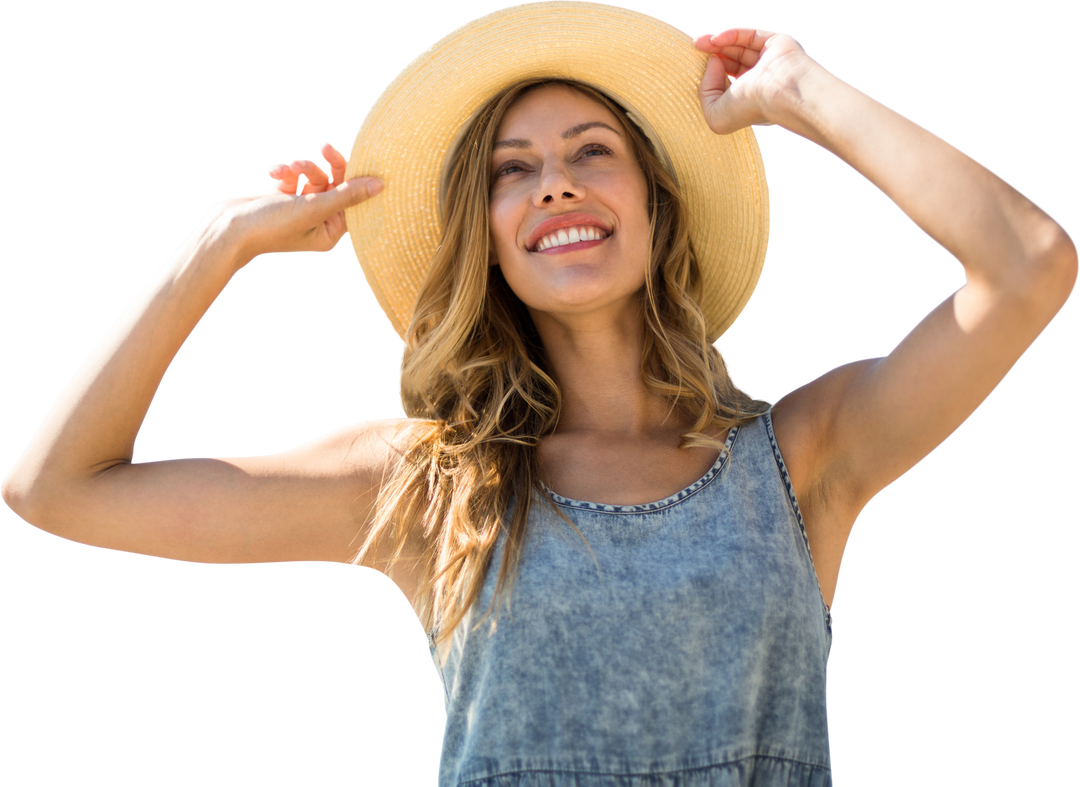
[{"x1": 540, "y1": 421, "x2": 743, "y2": 511}]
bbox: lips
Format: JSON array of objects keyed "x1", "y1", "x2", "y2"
[
  {"x1": 526, "y1": 212, "x2": 612, "y2": 252},
  {"x1": 531, "y1": 233, "x2": 609, "y2": 254},
  {"x1": 534, "y1": 225, "x2": 608, "y2": 251}
]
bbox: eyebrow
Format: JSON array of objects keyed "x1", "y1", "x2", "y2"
[{"x1": 493, "y1": 121, "x2": 622, "y2": 151}]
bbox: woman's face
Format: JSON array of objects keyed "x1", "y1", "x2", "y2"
[{"x1": 488, "y1": 85, "x2": 651, "y2": 326}]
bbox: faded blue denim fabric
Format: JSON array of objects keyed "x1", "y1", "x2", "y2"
[{"x1": 431, "y1": 412, "x2": 834, "y2": 786}]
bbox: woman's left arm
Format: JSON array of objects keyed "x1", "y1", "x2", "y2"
[
  {"x1": 777, "y1": 51, "x2": 1071, "y2": 282},
  {"x1": 696, "y1": 30, "x2": 1076, "y2": 601},
  {"x1": 695, "y1": 26, "x2": 1075, "y2": 278}
]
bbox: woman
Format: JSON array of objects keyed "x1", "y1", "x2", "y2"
[{"x1": 2, "y1": 3, "x2": 1074, "y2": 785}]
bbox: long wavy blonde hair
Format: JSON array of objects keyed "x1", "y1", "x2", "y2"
[{"x1": 353, "y1": 80, "x2": 769, "y2": 655}]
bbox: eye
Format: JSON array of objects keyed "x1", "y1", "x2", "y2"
[
  {"x1": 493, "y1": 161, "x2": 526, "y2": 178},
  {"x1": 578, "y1": 143, "x2": 613, "y2": 158},
  {"x1": 494, "y1": 142, "x2": 613, "y2": 178}
]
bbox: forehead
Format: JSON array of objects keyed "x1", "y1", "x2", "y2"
[{"x1": 495, "y1": 84, "x2": 622, "y2": 139}]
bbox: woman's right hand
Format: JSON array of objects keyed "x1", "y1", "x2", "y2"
[{"x1": 221, "y1": 143, "x2": 383, "y2": 262}]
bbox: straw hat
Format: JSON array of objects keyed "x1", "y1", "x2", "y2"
[{"x1": 344, "y1": 1, "x2": 769, "y2": 342}]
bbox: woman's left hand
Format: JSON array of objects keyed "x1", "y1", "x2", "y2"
[{"x1": 693, "y1": 29, "x2": 814, "y2": 135}]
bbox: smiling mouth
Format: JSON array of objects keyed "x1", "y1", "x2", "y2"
[
  {"x1": 531, "y1": 225, "x2": 610, "y2": 252},
  {"x1": 529, "y1": 235, "x2": 609, "y2": 253},
  {"x1": 529, "y1": 228, "x2": 613, "y2": 253}
]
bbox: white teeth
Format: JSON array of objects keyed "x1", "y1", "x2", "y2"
[{"x1": 534, "y1": 225, "x2": 607, "y2": 251}]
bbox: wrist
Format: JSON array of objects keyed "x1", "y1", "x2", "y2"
[
  {"x1": 203, "y1": 202, "x2": 259, "y2": 272},
  {"x1": 167, "y1": 204, "x2": 255, "y2": 285},
  {"x1": 765, "y1": 58, "x2": 839, "y2": 142}
]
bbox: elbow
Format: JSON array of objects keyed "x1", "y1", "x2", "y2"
[
  {"x1": 1, "y1": 466, "x2": 58, "y2": 533},
  {"x1": 1036, "y1": 221, "x2": 1071, "y2": 273},
  {"x1": 1, "y1": 479, "x2": 46, "y2": 533},
  {"x1": 1, "y1": 475, "x2": 37, "y2": 531},
  {"x1": 1049, "y1": 229, "x2": 1075, "y2": 269},
  {"x1": 1, "y1": 473, "x2": 16, "y2": 510},
  {"x1": 1030, "y1": 222, "x2": 1076, "y2": 307},
  {"x1": 1047, "y1": 227, "x2": 1078, "y2": 306}
]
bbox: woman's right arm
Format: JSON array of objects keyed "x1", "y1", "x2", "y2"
[{"x1": 1, "y1": 146, "x2": 392, "y2": 565}]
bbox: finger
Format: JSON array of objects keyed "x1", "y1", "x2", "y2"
[
  {"x1": 710, "y1": 28, "x2": 775, "y2": 52},
  {"x1": 261, "y1": 156, "x2": 300, "y2": 193},
  {"x1": 693, "y1": 33, "x2": 718, "y2": 52},
  {"x1": 321, "y1": 143, "x2": 347, "y2": 187},
  {"x1": 291, "y1": 160, "x2": 330, "y2": 193},
  {"x1": 321, "y1": 142, "x2": 346, "y2": 162},
  {"x1": 695, "y1": 31, "x2": 735, "y2": 53},
  {"x1": 271, "y1": 166, "x2": 309, "y2": 195},
  {"x1": 264, "y1": 159, "x2": 287, "y2": 179},
  {"x1": 701, "y1": 29, "x2": 776, "y2": 76},
  {"x1": 287, "y1": 155, "x2": 328, "y2": 192},
  {"x1": 271, "y1": 158, "x2": 332, "y2": 195},
  {"x1": 695, "y1": 28, "x2": 769, "y2": 53},
  {"x1": 691, "y1": 31, "x2": 760, "y2": 71}
]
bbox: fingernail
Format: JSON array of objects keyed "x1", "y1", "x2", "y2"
[{"x1": 367, "y1": 178, "x2": 384, "y2": 196}]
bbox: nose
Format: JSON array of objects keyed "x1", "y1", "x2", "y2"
[{"x1": 533, "y1": 161, "x2": 583, "y2": 207}]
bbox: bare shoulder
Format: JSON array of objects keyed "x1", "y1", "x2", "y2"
[
  {"x1": 311, "y1": 417, "x2": 437, "y2": 610},
  {"x1": 237, "y1": 416, "x2": 420, "y2": 506},
  {"x1": 295, "y1": 414, "x2": 429, "y2": 518},
  {"x1": 773, "y1": 380, "x2": 820, "y2": 496},
  {"x1": 360, "y1": 414, "x2": 432, "y2": 481},
  {"x1": 213, "y1": 416, "x2": 426, "y2": 562},
  {"x1": 770, "y1": 359, "x2": 877, "y2": 490},
  {"x1": 770, "y1": 359, "x2": 882, "y2": 608},
  {"x1": 269, "y1": 417, "x2": 421, "y2": 484}
]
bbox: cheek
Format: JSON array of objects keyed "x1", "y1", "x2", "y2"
[{"x1": 487, "y1": 191, "x2": 524, "y2": 257}]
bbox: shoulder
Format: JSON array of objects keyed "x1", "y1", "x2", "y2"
[
  {"x1": 347, "y1": 417, "x2": 428, "y2": 459},
  {"x1": 773, "y1": 392, "x2": 812, "y2": 496},
  {"x1": 330, "y1": 414, "x2": 432, "y2": 574},
  {"x1": 769, "y1": 359, "x2": 879, "y2": 511},
  {"x1": 768, "y1": 360, "x2": 882, "y2": 609},
  {"x1": 284, "y1": 417, "x2": 430, "y2": 483},
  {"x1": 370, "y1": 417, "x2": 431, "y2": 439}
]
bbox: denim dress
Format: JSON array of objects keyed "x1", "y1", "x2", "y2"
[{"x1": 431, "y1": 412, "x2": 834, "y2": 786}]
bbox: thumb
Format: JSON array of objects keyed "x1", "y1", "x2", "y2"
[
  {"x1": 698, "y1": 55, "x2": 731, "y2": 108},
  {"x1": 318, "y1": 176, "x2": 384, "y2": 213},
  {"x1": 698, "y1": 56, "x2": 738, "y2": 134}
]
